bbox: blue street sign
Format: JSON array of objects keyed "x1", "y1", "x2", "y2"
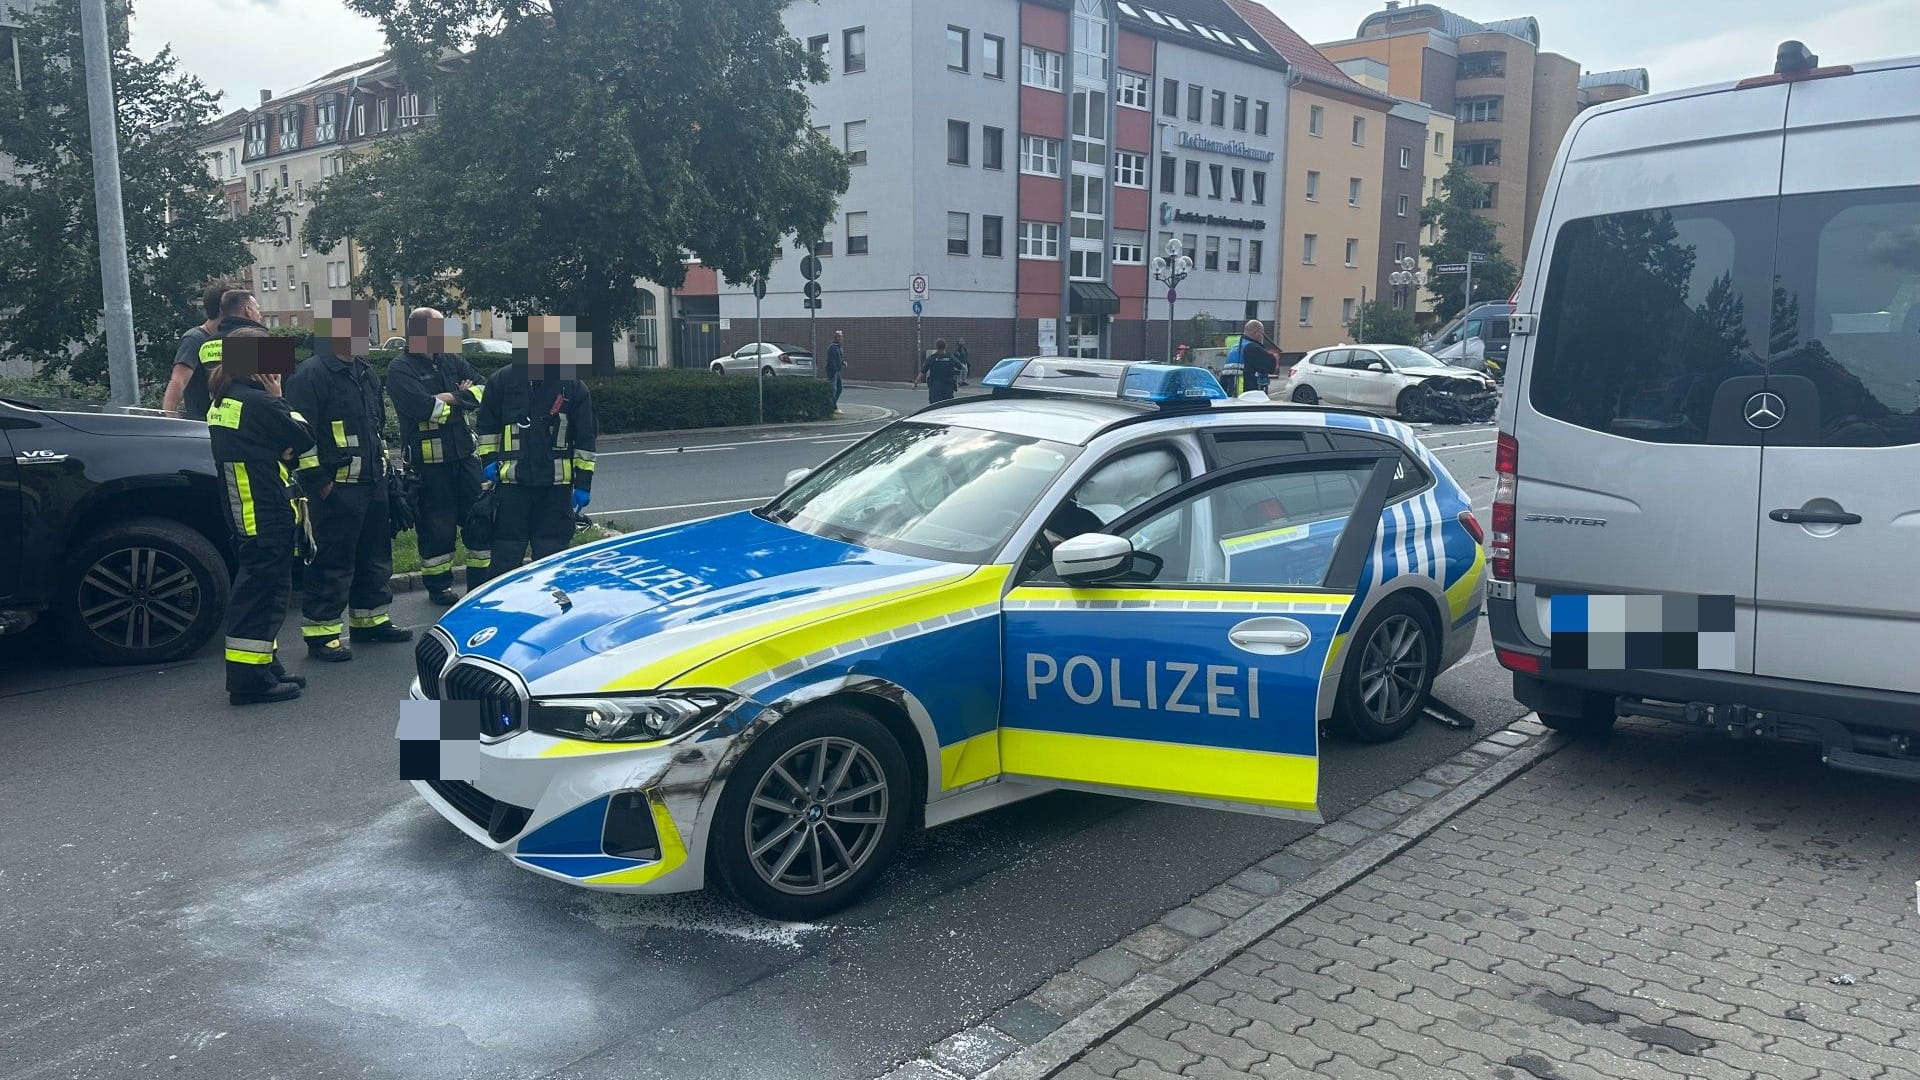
[{"x1": 912, "y1": 300, "x2": 923, "y2": 316}]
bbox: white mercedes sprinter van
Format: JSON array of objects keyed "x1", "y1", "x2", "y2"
[{"x1": 1490, "y1": 43, "x2": 1920, "y2": 779}]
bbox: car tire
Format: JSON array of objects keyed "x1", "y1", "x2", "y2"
[
  {"x1": 1330, "y1": 594, "x2": 1438, "y2": 743},
  {"x1": 711, "y1": 703, "x2": 912, "y2": 920},
  {"x1": 1291, "y1": 385, "x2": 1319, "y2": 405},
  {"x1": 1396, "y1": 384, "x2": 1432, "y2": 422},
  {"x1": 711, "y1": 363, "x2": 726, "y2": 375},
  {"x1": 761, "y1": 365, "x2": 776, "y2": 378},
  {"x1": 1537, "y1": 693, "x2": 1619, "y2": 735},
  {"x1": 55, "y1": 516, "x2": 229, "y2": 666}
]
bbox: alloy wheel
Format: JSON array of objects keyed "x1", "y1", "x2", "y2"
[
  {"x1": 744, "y1": 736, "x2": 889, "y2": 895},
  {"x1": 1358, "y1": 613, "x2": 1428, "y2": 727},
  {"x1": 75, "y1": 546, "x2": 201, "y2": 652}
]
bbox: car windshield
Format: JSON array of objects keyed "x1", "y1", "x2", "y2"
[
  {"x1": 764, "y1": 422, "x2": 1080, "y2": 563},
  {"x1": 1379, "y1": 346, "x2": 1451, "y2": 371}
]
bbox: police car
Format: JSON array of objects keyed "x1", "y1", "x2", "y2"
[{"x1": 410, "y1": 360, "x2": 1485, "y2": 918}]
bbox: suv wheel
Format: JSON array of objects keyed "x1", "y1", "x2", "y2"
[
  {"x1": 712, "y1": 704, "x2": 911, "y2": 920},
  {"x1": 56, "y1": 517, "x2": 228, "y2": 666},
  {"x1": 1537, "y1": 693, "x2": 1618, "y2": 735},
  {"x1": 1330, "y1": 595, "x2": 1438, "y2": 742}
]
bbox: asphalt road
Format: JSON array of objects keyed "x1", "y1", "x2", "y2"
[{"x1": 0, "y1": 388, "x2": 1513, "y2": 1080}]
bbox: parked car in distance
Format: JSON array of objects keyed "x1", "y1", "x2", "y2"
[
  {"x1": 462, "y1": 338, "x2": 514, "y2": 357},
  {"x1": 1277, "y1": 344, "x2": 1498, "y2": 422},
  {"x1": 712, "y1": 342, "x2": 815, "y2": 377},
  {"x1": 0, "y1": 394, "x2": 231, "y2": 665}
]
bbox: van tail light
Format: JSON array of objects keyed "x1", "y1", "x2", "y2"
[
  {"x1": 1496, "y1": 648, "x2": 1541, "y2": 674},
  {"x1": 1490, "y1": 432, "x2": 1518, "y2": 581},
  {"x1": 1458, "y1": 510, "x2": 1485, "y2": 545}
]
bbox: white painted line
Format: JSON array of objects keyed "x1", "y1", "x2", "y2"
[
  {"x1": 811, "y1": 436, "x2": 862, "y2": 445},
  {"x1": 589, "y1": 495, "x2": 772, "y2": 516},
  {"x1": 1428, "y1": 439, "x2": 1496, "y2": 453},
  {"x1": 1459, "y1": 648, "x2": 1496, "y2": 666}
]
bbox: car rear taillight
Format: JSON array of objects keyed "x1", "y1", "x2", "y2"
[
  {"x1": 1286, "y1": 367, "x2": 1298, "y2": 379},
  {"x1": 1496, "y1": 648, "x2": 1541, "y2": 674},
  {"x1": 1458, "y1": 510, "x2": 1484, "y2": 545},
  {"x1": 777, "y1": 352, "x2": 789, "y2": 364},
  {"x1": 1490, "y1": 432, "x2": 1518, "y2": 581}
]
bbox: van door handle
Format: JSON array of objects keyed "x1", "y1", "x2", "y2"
[{"x1": 1769, "y1": 508, "x2": 1862, "y2": 526}]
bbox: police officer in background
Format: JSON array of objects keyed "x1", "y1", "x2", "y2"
[
  {"x1": 1229, "y1": 320, "x2": 1276, "y2": 392},
  {"x1": 206, "y1": 327, "x2": 313, "y2": 705},
  {"x1": 387, "y1": 307, "x2": 487, "y2": 604},
  {"x1": 473, "y1": 314, "x2": 597, "y2": 585},
  {"x1": 286, "y1": 300, "x2": 412, "y2": 660},
  {"x1": 915, "y1": 338, "x2": 962, "y2": 404},
  {"x1": 163, "y1": 279, "x2": 236, "y2": 420}
]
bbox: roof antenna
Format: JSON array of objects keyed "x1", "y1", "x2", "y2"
[{"x1": 1775, "y1": 41, "x2": 1818, "y2": 75}]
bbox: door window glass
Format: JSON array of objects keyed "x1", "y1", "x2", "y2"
[
  {"x1": 1771, "y1": 186, "x2": 1920, "y2": 446},
  {"x1": 1030, "y1": 446, "x2": 1187, "y2": 572},
  {"x1": 1322, "y1": 433, "x2": 1431, "y2": 501},
  {"x1": 1529, "y1": 199, "x2": 1776, "y2": 443},
  {"x1": 1120, "y1": 465, "x2": 1376, "y2": 588},
  {"x1": 1207, "y1": 430, "x2": 1315, "y2": 467}
]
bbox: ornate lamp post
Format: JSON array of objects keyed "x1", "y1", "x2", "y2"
[
  {"x1": 1389, "y1": 256, "x2": 1427, "y2": 339},
  {"x1": 1150, "y1": 237, "x2": 1195, "y2": 365}
]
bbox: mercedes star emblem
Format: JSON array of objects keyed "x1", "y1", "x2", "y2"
[{"x1": 1743, "y1": 392, "x2": 1786, "y2": 430}]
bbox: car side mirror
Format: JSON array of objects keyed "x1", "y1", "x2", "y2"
[
  {"x1": 1367, "y1": 361, "x2": 1388, "y2": 372},
  {"x1": 1052, "y1": 533, "x2": 1134, "y2": 582},
  {"x1": 784, "y1": 467, "x2": 811, "y2": 488}
]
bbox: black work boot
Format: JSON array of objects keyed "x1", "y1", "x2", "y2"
[
  {"x1": 351, "y1": 622, "x2": 414, "y2": 644},
  {"x1": 427, "y1": 587, "x2": 460, "y2": 606},
  {"x1": 229, "y1": 667, "x2": 302, "y2": 706},
  {"x1": 269, "y1": 660, "x2": 308, "y2": 689},
  {"x1": 307, "y1": 637, "x2": 354, "y2": 662}
]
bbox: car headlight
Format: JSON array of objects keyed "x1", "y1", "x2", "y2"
[{"x1": 529, "y1": 691, "x2": 737, "y2": 742}]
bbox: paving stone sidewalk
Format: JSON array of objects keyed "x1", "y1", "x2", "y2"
[{"x1": 1049, "y1": 722, "x2": 1920, "y2": 1080}]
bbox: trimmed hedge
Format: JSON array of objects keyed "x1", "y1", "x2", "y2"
[{"x1": 586, "y1": 369, "x2": 834, "y2": 433}]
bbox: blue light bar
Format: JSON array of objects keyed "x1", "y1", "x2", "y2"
[
  {"x1": 1122, "y1": 363, "x2": 1228, "y2": 403},
  {"x1": 977, "y1": 357, "x2": 1226, "y2": 407},
  {"x1": 980, "y1": 358, "x2": 1029, "y2": 388}
]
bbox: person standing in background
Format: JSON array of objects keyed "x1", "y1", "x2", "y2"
[
  {"x1": 915, "y1": 339, "x2": 962, "y2": 404},
  {"x1": 163, "y1": 279, "x2": 236, "y2": 420},
  {"x1": 387, "y1": 308, "x2": 488, "y2": 604},
  {"x1": 953, "y1": 336, "x2": 970, "y2": 386},
  {"x1": 825, "y1": 330, "x2": 846, "y2": 414},
  {"x1": 473, "y1": 314, "x2": 598, "y2": 584}
]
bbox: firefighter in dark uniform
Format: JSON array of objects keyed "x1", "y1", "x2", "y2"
[
  {"x1": 473, "y1": 316, "x2": 597, "y2": 584},
  {"x1": 286, "y1": 307, "x2": 412, "y2": 660},
  {"x1": 386, "y1": 308, "x2": 488, "y2": 604},
  {"x1": 206, "y1": 326, "x2": 314, "y2": 705}
]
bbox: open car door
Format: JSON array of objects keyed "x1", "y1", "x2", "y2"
[{"x1": 998, "y1": 450, "x2": 1396, "y2": 821}]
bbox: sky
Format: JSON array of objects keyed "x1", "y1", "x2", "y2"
[{"x1": 132, "y1": 0, "x2": 1920, "y2": 116}]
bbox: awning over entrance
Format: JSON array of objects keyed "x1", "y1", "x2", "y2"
[{"x1": 1069, "y1": 282, "x2": 1121, "y2": 316}]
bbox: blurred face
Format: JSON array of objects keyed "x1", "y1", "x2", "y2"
[
  {"x1": 314, "y1": 299, "x2": 372, "y2": 357},
  {"x1": 408, "y1": 314, "x2": 459, "y2": 355},
  {"x1": 514, "y1": 314, "x2": 592, "y2": 378}
]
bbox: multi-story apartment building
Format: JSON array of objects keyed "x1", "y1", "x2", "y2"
[
  {"x1": 1578, "y1": 67, "x2": 1650, "y2": 110},
  {"x1": 1316, "y1": 3, "x2": 1647, "y2": 259},
  {"x1": 682, "y1": 0, "x2": 1295, "y2": 378}
]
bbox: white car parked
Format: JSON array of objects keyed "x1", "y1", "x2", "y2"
[
  {"x1": 1277, "y1": 344, "x2": 1497, "y2": 423},
  {"x1": 711, "y1": 342, "x2": 816, "y2": 377}
]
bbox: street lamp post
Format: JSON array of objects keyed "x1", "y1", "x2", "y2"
[
  {"x1": 1388, "y1": 256, "x2": 1427, "y2": 341},
  {"x1": 1149, "y1": 237, "x2": 1194, "y2": 366}
]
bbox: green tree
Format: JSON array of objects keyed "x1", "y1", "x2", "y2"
[
  {"x1": 1419, "y1": 162, "x2": 1519, "y2": 322},
  {"x1": 0, "y1": 0, "x2": 282, "y2": 386},
  {"x1": 1351, "y1": 299, "x2": 1418, "y2": 345},
  {"x1": 308, "y1": 0, "x2": 849, "y2": 373}
]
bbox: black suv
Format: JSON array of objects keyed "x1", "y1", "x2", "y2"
[{"x1": 0, "y1": 395, "x2": 231, "y2": 665}]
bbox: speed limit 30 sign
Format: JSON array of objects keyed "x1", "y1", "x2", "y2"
[{"x1": 908, "y1": 274, "x2": 931, "y2": 302}]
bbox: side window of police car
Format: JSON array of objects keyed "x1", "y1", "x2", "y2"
[
  {"x1": 1028, "y1": 445, "x2": 1188, "y2": 575},
  {"x1": 1323, "y1": 432, "x2": 1428, "y2": 501},
  {"x1": 1119, "y1": 462, "x2": 1380, "y2": 588}
]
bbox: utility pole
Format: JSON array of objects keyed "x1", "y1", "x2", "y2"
[
  {"x1": 1464, "y1": 251, "x2": 1481, "y2": 314},
  {"x1": 80, "y1": 0, "x2": 139, "y2": 408},
  {"x1": 752, "y1": 273, "x2": 767, "y2": 425}
]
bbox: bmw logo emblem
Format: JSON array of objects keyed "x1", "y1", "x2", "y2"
[{"x1": 466, "y1": 626, "x2": 498, "y2": 649}]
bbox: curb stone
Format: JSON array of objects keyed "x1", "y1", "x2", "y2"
[{"x1": 877, "y1": 718, "x2": 1569, "y2": 1080}]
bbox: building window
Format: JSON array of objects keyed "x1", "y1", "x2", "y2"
[
  {"x1": 1394, "y1": 241, "x2": 1408, "y2": 262},
  {"x1": 1298, "y1": 296, "x2": 1314, "y2": 326},
  {"x1": 984, "y1": 34, "x2": 1005, "y2": 79},
  {"x1": 846, "y1": 211, "x2": 869, "y2": 255},
  {"x1": 285, "y1": 265, "x2": 295, "y2": 294},
  {"x1": 1345, "y1": 238, "x2": 1359, "y2": 266},
  {"x1": 1248, "y1": 239, "x2": 1264, "y2": 274},
  {"x1": 277, "y1": 108, "x2": 301, "y2": 151},
  {"x1": 1433, "y1": 131, "x2": 1446, "y2": 156},
  {"x1": 979, "y1": 214, "x2": 1002, "y2": 257},
  {"x1": 1252, "y1": 171, "x2": 1267, "y2": 205},
  {"x1": 245, "y1": 118, "x2": 269, "y2": 157},
  {"x1": 1253, "y1": 100, "x2": 1269, "y2": 136},
  {"x1": 947, "y1": 26, "x2": 969, "y2": 71},
  {"x1": 983, "y1": 126, "x2": 1005, "y2": 170},
  {"x1": 1342, "y1": 298, "x2": 1357, "y2": 326},
  {"x1": 1187, "y1": 84, "x2": 1202, "y2": 122},
  {"x1": 1226, "y1": 237, "x2": 1243, "y2": 273},
  {"x1": 947, "y1": 212, "x2": 970, "y2": 255},
  {"x1": 1458, "y1": 51, "x2": 1505, "y2": 78},
  {"x1": 1399, "y1": 146, "x2": 1412, "y2": 169},
  {"x1": 1302, "y1": 234, "x2": 1318, "y2": 264},
  {"x1": 1207, "y1": 163, "x2": 1223, "y2": 200},
  {"x1": 1209, "y1": 90, "x2": 1226, "y2": 127},
  {"x1": 1308, "y1": 104, "x2": 1324, "y2": 137},
  {"x1": 1022, "y1": 46, "x2": 1063, "y2": 90},
  {"x1": 1071, "y1": 88, "x2": 1108, "y2": 166},
  {"x1": 1070, "y1": 174, "x2": 1105, "y2": 243},
  {"x1": 1020, "y1": 135, "x2": 1062, "y2": 176},
  {"x1": 1114, "y1": 151, "x2": 1146, "y2": 188},
  {"x1": 1455, "y1": 139, "x2": 1501, "y2": 166},
  {"x1": 1181, "y1": 232, "x2": 1199, "y2": 258},
  {"x1": 294, "y1": 179, "x2": 305, "y2": 203},
  {"x1": 279, "y1": 164, "x2": 289, "y2": 189},
  {"x1": 1112, "y1": 234, "x2": 1145, "y2": 265},
  {"x1": 1117, "y1": 70, "x2": 1150, "y2": 110},
  {"x1": 376, "y1": 97, "x2": 390, "y2": 131},
  {"x1": 314, "y1": 99, "x2": 338, "y2": 142},
  {"x1": 302, "y1": 282, "x2": 312, "y2": 308},
  {"x1": 1229, "y1": 168, "x2": 1245, "y2": 203},
  {"x1": 1161, "y1": 78, "x2": 1179, "y2": 117},
  {"x1": 844, "y1": 27, "x2": 866, "y2": 72},
  {"x1": 1397, "y1": 193, "x2": 1410, "y2": 216},
  {"x1": 1305, "y1": 170, "x2": 1320, "y2": 200},
  {"x1": 1472, "y1": 183, "x2": 1499, "y2": 210},
  {"x1": 947, "y1": 120, "x2": 969, "y2": 165},
  {"x1": 1203, "y1": 236, "x2": 1220, "y2": 271},
  {"x1": 1184, "y1": 160, "x2": 1200, "y2": 197},
  {"x1": 352, "y1": 103, "x2": 365, "y2": 136},
  {"x1": 1351, "y1": 115, "x2": 1366, "y2": 146},
  {"x1": 808, "y1": 34, "x2": 829, "y2": 66},
  {"x1": 1159, "y1": 154, "x2": 1176, "y2": 193},
  {"x1": 1069, "y1": 249, "x2": 1103, "y2": 281},
  {"x1": 844, "y1": 120, "x2": 868, "y2": 166},
  {"x1": 1348, "y1": 177, "x2": 1363, "y2": 206},
  {"x1": 1457, "y1": 96, "x2": 1501, "y2": 123},
  {"x1": 1232, "y1": 95, "x2": 1248, "y2": 131},
  {"x1": 1018, "y1": 221, "x2": 1060, "y2": 259},
  {"x1": 398, "y1": 91, "x2": 426, "y2": 127},
  {"x1": 1072, "y1": 0, "x2": 1108, "y2": 81},
  {"x1": 260, "y1": 266, "x2": 276, "y2": 291}
]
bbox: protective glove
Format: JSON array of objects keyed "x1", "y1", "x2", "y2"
[
  {"x1": 483, "y1": 462, "x2": 499, "y2": 483},
  {"x1": 572, "y1": 488, "x2": 590, "y2": 513}
]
